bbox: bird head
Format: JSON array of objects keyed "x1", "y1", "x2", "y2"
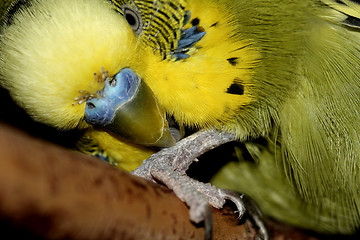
[{"x1": 0, "y1": 0, "x2": 176, "y2": 147}]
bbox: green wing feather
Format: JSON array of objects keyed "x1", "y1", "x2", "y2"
[{"x1": 213, "y1": 0, "x2": 360, "y2": 234}]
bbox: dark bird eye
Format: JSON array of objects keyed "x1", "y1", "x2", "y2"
[{"x1": 123, "y1": 7, "x2": 142, "y2": 34}]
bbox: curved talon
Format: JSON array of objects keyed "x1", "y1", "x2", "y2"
[
  {"x1": 203, "y1": 205, "x2": 213, "y2": 240},
  {"x1": 241, "y1": 194, "x2": 269, "y2": 240},
  {"x1": 220, "y1": 189, "x2": 246, "y2": 219}
]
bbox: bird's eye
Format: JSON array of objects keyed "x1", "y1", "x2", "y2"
[{"x1": 123, "y1": 6, "x2": 142, "y2": 34}]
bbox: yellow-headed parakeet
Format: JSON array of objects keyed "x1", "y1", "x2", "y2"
[{"x1": 1, "y1": 0, "x2": 360, "y2": 238}]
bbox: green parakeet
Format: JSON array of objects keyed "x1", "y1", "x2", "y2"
[{"x1": 1, "y1": 0, "x2": 360, "y2": 237}]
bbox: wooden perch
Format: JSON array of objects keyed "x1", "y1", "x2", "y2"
[
  {"x1": 0, "y1": 123, "x2": 255, "y2": 240},
  {"x1": 0, "y1": 122, "x2": 325, "y2": 240}
]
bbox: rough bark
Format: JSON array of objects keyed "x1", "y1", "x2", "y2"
[{"x1": 0, "y1": 123, "x2": 322, "y2": 239}]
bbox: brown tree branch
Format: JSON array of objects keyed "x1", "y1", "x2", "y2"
[
  {"x1": 0, "y1": 123, "x2": 254, "y2": 240},
  {"x1": 0, "y1": 122, "x2": 326, "y2": 240}
]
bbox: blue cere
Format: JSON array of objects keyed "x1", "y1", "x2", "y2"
[{"x1": 84, "y1": 68, "x2": 141, "y2": 126}]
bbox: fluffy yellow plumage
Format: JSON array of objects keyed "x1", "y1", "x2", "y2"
[
  {"x1": 1, "y1": 0, "x2": 138, "y2": 129},
  {"x1": 0, "y1": 0, "x2": 156, "y2": 170},
  {"x1": 76, "y1": 130, "x2": 153, "y2": 171},
  {"x1": 141, "y1": 3, "x2": 259, "y2": 129}
]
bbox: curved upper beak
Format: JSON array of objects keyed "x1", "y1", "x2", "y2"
[{"x1": 84, "y1": 68, "x2": 176, "y2": 147}]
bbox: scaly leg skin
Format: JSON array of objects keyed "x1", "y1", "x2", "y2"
[{"x1": 132, "y1": 129, "x2": 269, "y2": 240}]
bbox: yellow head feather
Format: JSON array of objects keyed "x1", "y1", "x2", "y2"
[{"x1": 0, "y1": 0, "x2": 138, "y2": 129}]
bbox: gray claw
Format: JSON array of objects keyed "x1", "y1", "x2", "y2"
[
  {"x1": 220, "y1": 189, "x2": 247, "y2": 219},
  {"x1": 242, "y1": 194, "x2": 269, "y2": 240},
  {"x1": 203, "y1": 205, "x2": 212, "y2": 240}
]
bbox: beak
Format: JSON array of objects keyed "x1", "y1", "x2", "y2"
[{"x1": 84, "y1": 68, "x2": 176, "y2": 147}]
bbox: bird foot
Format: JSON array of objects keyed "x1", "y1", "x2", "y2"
[{"x1": 132, "y1": 129, "x2": 269, "y2": 240}]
